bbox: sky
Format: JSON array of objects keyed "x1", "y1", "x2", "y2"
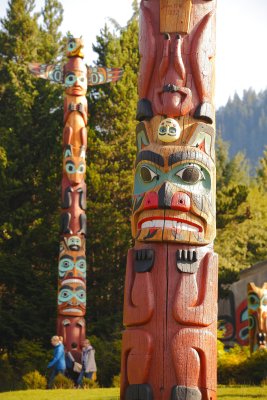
[{"x1": 0, "y1": 0, "x2": 267, "y2": 108}]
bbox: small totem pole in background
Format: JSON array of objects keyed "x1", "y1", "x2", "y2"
[
  {"x1": 29, "y1": 36, "x2": 123, "y2": 351},
  {"x1": 248, "y1": 282, "x2": 267, "y2": 353},
  {"x1": 121, "y1": 1, "x2": 217, "y2": 400}
]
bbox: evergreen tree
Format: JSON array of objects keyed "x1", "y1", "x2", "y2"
[
  {"x1": 0, "y1": 0, "x2": 64, "y2": 351},
  {"x1": 85, "y1": 14, "x2": 139, "y2": 341}
]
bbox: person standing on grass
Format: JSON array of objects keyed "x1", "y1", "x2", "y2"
[
  {"x1": 47, "y1": 335, "x2": 66, "y2": 388},
  {"x1": 66, "y1": 342, "x2": 82, "y2": 385},
  {"x1": 76, "y1": 339, "x2": 97, "y2": 388}
]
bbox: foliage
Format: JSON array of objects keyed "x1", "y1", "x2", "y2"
[
  {"x1": 218, "y1": 342, "x2": 267, "y2": 385},
  {"x1": 90, "y1": 336, "x2": 121, "y2": 387},
  {"x1": 111, "y1": 374, "x2": 120, "y2": 388},
  {"x1": 82, "y1": 377, "x2": 99, "y2": 389},
  {"x1": 52, "y1": 373, "x2": 74, "y2": 389},
  {"x1": 22, "y1": 370, "x2": 47, "y2": 389},
  {"x1": 217, "y1": 88, "x2": 267, "y2": 165}
]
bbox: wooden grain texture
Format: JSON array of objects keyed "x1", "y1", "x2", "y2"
[
  {"x1": 160, "y1": 0, "x2": 192, "y2": 34},
  {"x1": 121, "y1": 243, "x2": 217, "y2": 400}
]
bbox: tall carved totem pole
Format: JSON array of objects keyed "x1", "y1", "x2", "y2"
[
  {"x1": 248, "y1": 282, "x2": 267, "y2": 353},
  {"x1": 29, "y1": 36, "x2": 122, "y2": 351},
  {"x1": 121, "y1": 1, "x2": 217, "y2": 400}
]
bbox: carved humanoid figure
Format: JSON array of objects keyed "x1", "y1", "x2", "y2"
[
  {"x1": 29, "y1": 35, "x2": 123, "y2": 351},
  {"x1": 121, "y1": 1, "x2": 217, "y2": 399}
]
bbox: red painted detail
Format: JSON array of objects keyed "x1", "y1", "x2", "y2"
[
  {"x1": 171, "y1": 192, "x2": 190, "y2": 211},
  {"x1": 198, "y1": 139, "x2": 206, "y2": 152},
  {"x1": 143, "y1": 191, "x2": 158, "y2": 210},
  {"x1": 138, "y1": 216, "x2": 202, "y2": 232}
]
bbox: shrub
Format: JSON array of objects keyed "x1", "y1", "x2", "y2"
[
  {"x1": 22, "y1": 370, "x2": 47, "y2": 389},
  {"x1": 82, "y1": 377, "x2": 100, "y2": 388},
  {"x1": 112, "y1": 374, "x2": 120, "y2": 387},
  {"x1": 53, "y1": 373, "x2": 74, "y2": 389},
  {"x1": 218, "y1": 341, "x2": 267, "y2": 385}
]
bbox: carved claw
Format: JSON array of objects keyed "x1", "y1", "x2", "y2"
[
  {"x1": 134, "y1": 249, "x2": 155, "y2": 273},
  {"x1": 171, "y1": 386, "x2": 202, "y2": 400},
  {"x1": 176, "y1": 249, "x2": 199, "y2": 273},
  {"x1": 136, "y1": 99, "x2": 154, "y2": 121},
  {"x1": 126, "y1": 384, "x2": 153, "y2": 400}
]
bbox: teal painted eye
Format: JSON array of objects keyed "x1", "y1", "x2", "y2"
[
  {"x1": 248, "y1": 293, "x2": 260, "y2": 310},
  {"x1": 140, "y1": 166, "x2": 158, "y2": 183},
  {"x1": 79, "y1": 76, "x2": 85, "y2": 83},
  {"x1": 76, "y1": 259, "x2": 86, "y2": 272},
  {"x1": 176, "y1": 165, "x2": 204, "y2": 184},
  {"x1": 76, "y1": 290, "x2": 86, "y2": 302},
  {"x1": 68, "y1": 41, "x2": 76, "y2": 51},
  {"x1": 65, "y1": 161, "x2": 76, "y2": 174},
  {"x1": 169, "y1": 127, "x2": 176, "y2": 134},
  {"x1": 58, "y1": 289, "x2": 73, "y2": 303},
  {"x1": 65, "y1": 73, "x2": 76, "y2": 86},
  {"x1": 77, "y1": 163, "x2": 86, "y2": 174},
  {"x1": 159, "y1": 126, "x2": 167, "y2": 134},
  {"x1": 59, "y1": 258, "x2": 74, "y2": 276}
]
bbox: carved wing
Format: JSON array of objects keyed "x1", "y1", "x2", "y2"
[
  {"x1": 87, "y1": 66, "x2": 123, "y2": 86},
  {"x1": 28, "y1": 62, "x2": 63, "y2": 83}
]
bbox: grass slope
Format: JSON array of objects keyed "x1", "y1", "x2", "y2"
[{"x1": 0, "y1": 386, "x2": 266, "y2": 400}]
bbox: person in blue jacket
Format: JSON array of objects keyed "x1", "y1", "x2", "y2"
[{"x1": 47, "y1": 335, "x2": 66, "y2": 388}]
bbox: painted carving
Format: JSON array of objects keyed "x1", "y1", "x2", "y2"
[
  {"x1": 137, "y1": 0, "x2": 216, "y2": 123},
  {"x1": 29, "y1": 35, "x2": 123, "y2": 351},
  {"x1": 121, "y1": 1, "x2": 217, "y2": 399},
  {"x1": 248, "y1": 282, "x2": 267, "y2": 353}
]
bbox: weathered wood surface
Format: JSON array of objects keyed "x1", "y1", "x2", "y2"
[{"x1": 121, "y1": 0, "x2": 217, "y2": 398}]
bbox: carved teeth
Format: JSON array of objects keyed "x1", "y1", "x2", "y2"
[{"x1": 141, "y1": 219, "x2": 199, "y2": 232}]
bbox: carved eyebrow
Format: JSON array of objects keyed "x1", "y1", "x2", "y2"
[
  {"x1": 168, "y1": 150, "x2": 212, "y2": 169},
  {"x1": 76, "y1": 256, "x2": 86, "y2": 261},
  {"x1": 59, "y1": 255, "x2": 74, "y2": 261},
  {"x1": 60, "y1": 285, "x2": 72, "y2": 290},
  {"x1": 135, "y1": 151, "x2": 164, "y2": 167}
]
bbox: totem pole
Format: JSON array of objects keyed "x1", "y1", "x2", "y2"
[
  {"x1": 121, "y1": 1, "x2": 217, "y2": 400},
  {"x1": 248, "y1": 282, "x2": 267, "y2": 354},
  {"x1": 29, "y1": 35, "x2": 123, "y2": 351}
]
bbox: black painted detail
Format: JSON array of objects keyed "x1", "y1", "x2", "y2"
[
  {"x1": 171, "y1": 385, "x2": 202, "y2": 400},
  {"x1": 193, "y1": 102, "x2": 213, "y2": 124},
  {"x1": 126, "y1": 384, "x2": 153, "y2": 400},
  {"x1": 78, "y1": 214, "x2": 87, "y2": 236},
  {"x1": 134, "y1": 249, "x2": 155, "y2": 273},
  {"x1": 60, "y1": 212, "x2": 72, "y2": 234},
  {"x1": 78, "y1": 188, "x2": 87, "y2": 210},
  {"x1": 136, "y1": 98, "x2": 154, "y2": 121},
  {"x1": 176, "y1": 250, "x2": 199, "y2": 273},
  {"x1": 158, "y1": 182, "x2": 173, "y2": 209},
  {"x1": 163, "y1": 83, "x2": 180, "y2": 93},
  {"x1": 62, "y1": 187, "x2": 72, "y2": 209},
  {"x1": 136, "y1": 150, "x2": 164, "y2": 168},
  {"x1": 133, "y1": 195, "x2": 144, "y2": 213}
]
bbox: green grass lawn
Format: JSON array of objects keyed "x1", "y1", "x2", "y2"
[{"x1": 0, "y1": 386, "x2": 266, "y2": 400}]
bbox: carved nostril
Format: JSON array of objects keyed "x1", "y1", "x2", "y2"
[
  {"x1": 171, "y1": 192, "x2": 190, "y2": 211},
  {"x1": 143, "y1": 192, "x2": 158, "y2": 210}
]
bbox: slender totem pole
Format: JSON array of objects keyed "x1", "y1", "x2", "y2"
[
  {"x1": 248, "y1": 282, "x2": 267, "y2": 353},
  {"x1": 29, "y1": 36, "x2": 123, "y2": 351},
  {"x1": 121, "y1": 1, "x2": 217, "y2": 400}
]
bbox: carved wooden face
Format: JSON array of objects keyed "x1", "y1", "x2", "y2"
[
  {"x1": 248, "y1": 282, "x2": 267, "y2": 352},
  {"x1": 63, "y1": 146, "x2": 86, "y2": 185},
  {"x1": 132, "y1": 145, "x2": 215, "y2": 244},
  {"x1": 157, "y1": 118, "x2": 181, "y2": 142},
  {"x1": 66, "y1": 36, "x2": 84, "y2": 58},
  {"x1": 60, "y1": 235, "x2": 85, "y2": 253},
  {"x1": 58, "y1": 278, "x2": 86, "y2": 316},
  {"x1": 64, "y1": 58, "x2": 87, "y2": 96},
  {"x1": 58, "y1": 251, "x2": 86, "y2": 280}
]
